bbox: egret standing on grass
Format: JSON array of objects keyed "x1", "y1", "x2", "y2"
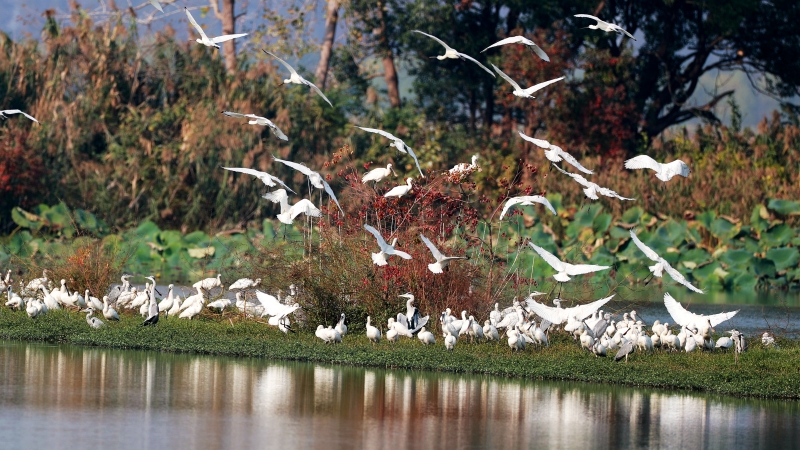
[
  {"x1": 491, "y1": 64, "x2": 564, "y2": 99},
  {"x1": 552, "y1": 164, "x2": 634, "y2": 201},
  {"x1": 629, "y1": 229, "x2": 704, "y2": 293},
  {"x1": 82, "y1": 308, "x2": 105, "y2": 329},
  {"x1": 574, "y1": 14, "x2": 636, "y2": 40},
  {"x1": 526, "y1": 296, "x2": 615, "y2": 326},
  {"x1": 263, "y1": 50, "x2": 332, "y2": 107},
  {"x1": 0, "y1": 109, "x2": 39, "y2": 123},
  {"x1": 518, "y1": 131, "x2": 594, "y2": 174},
  {"x1": 384, "y1": 178, "x2": 414, "y2": 199},
  {"x1": 272, "y1": 156, "x2": 344, "y2": 214},
  {"x1": 363, "y1": 225, "x2": 412, "y2": 266},
  {"x1": 142, "y1": 276, "x2": 159, "y2": 326},
  {"x1": 412, "y1": 30, "x2": 495, "y2": 77},
  {"x1": 366, "y1": 316, "x2": 381, "y2": 344},
  {"x1": 356, "y1": 127, "x2": 424, "y2": 177},
  {"x1": 420, "y1": 234, "x2": 469, "y2": 274},
  {"x1": 528, "y1": 242, "x2": 611, "y2": 282},
  {"x1": 499, "y1": 195, "x2": 556, "y2": 220},
  {"x1": 222, "y1": 111, "x2": 288, "y2": 141},
  {"x1": 185, "y1": 8, "x2": 247, "y2": 49},
  {"x1": 481, "y1": 36, "x2": 549, "y2": 62},
  {"x1": 624, "y1": 155, "x2": 691, "y2": 182},
  {"x1": 262, "y1": 189, "x2": 322, "y2": 225}
]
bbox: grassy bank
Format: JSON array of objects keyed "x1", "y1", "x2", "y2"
[{"x1": 1, "y1": 309, "x2": 797, "y2": 400}]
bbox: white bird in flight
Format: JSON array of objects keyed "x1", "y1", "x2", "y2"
[
  {"x1": 262, "y1": 189, "x2": 322, "y2": 225},
  {"x1": 185, "y1": 8, "x2": 248, "y2": 49},
  {"x1": 624, "y1": 155, "x2": 691, "y2": 182},
  {"x1": 362, "y1": 164, "x2": 396, "y2": 184},
  {"x1": 363, "y1": 225, "x2": 412, "y2": 266},
  {"x1": 263, "y1": 50, "x2": 332, "y2": 107},
  {"x1": 149, "y1": 0, "x2": 163, "y2": 13},
  {"x1": 528, "y1": 242, "x2": 610, "y2": 282},
  {"x1": 356, "y1": 127, "x2": 424, "y2": 177},
  {"x1": 499, "y1": 196, "x2": 556, "y2": 220},
  {"x1": 663, "y1": 293, "x2": 739, "y2": 329},
  {"x1": 481, "y1": 36, "x2": 549, "y2": 62},
  {"x1": 628, "y1": 229, "x2": 704, "y2": 293},
  {"x1": 272, "y1": 156, "x2": 343, "y2": 213},
  {"x1": 574, "y1": 14, "x2": 636, "y2": 40},
  {"x1": 526, "y1": 295, "x2": 615, "y2": 325},
  {"x1": 552, "y1": 164, "x2": 634, "y2": 201},
  {"x1": 518, "y1": 131, "x2": 593, "y2": 174},
  {"x1": 420, "y1": 234, "x2": 468, "y2": 274},
  {"x1": 491, "y1": 64, "x2": 564, "y2": 99},
  {"x1": 412, "y1": 30, "x2": 495, "y2": 77},
  {"x1": 222, "y1": 167, "x2": 295, "y2": 193},
  {"x1": 384, "y1": 178, "x2": 414, "y2": 199},
  {"x1": 0, "y1": 109, "x2": 38, "y2": 123},
  {"x1": 222, "y1": 111, "x2": 288, "y2": 141}
]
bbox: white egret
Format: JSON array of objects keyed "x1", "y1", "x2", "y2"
[
  {"x1": 0, "y1": 109, "x2": 39, "y2": 123},
  {"x1": 499, "y1": 195, "x2": 557, "y2": 220},
  {"x1": 386, "y1": 326, "x2": 400, "y2": 343},
  {"x1": 157, "y1": 284, "x2": 175, "y2": 312},
  {"x1": 223, "y1": 167, "x2": 295, "y2": 193},
  {"x1": 552, "y1": 163, "x2": 634, "y2": 201},
  {"x1": 272, "y1": 156, "x2": 343, "y2": 213},
  {"x1": 149, "y1": 0, "x2": 163, "y2": 13},
  {"x1": 263, "y1": 50, "x2": 332, "y2": 107},
  {"x1": 5, "y1": 286, "x2": 23, "y2": 310},
  {"x1": 481, "y1": 35, "x2": 549, "y2": 61},
  {"x1": 664, "y1": 293, "x2": 739, "y2": 329},
  {"x1": 491, "y1": 64, "x2": 564, "y2": 99},
  {"x1": 167, "y1": 297, "x2": 183, "y2": 317},
  {"x1": 328, "y1": 326, "x2": 342, "y2": 344},
  {"x1": 489, "y1": 304, "x2": 503, "y2": 326},
  {"x1": 366, "y1": 316, "x2": 381, "y2": 344},
  {"x1": 193, "y1": 274, "x2": 222, "y2": 292},
  {"x1": 412, "y1": 30, "x2": 495, "y2": 77},
  {"x1": 574, "y1": 14, "x2": 636, "y2": 40},
  {"x1": 356, "y1": 127, "x2": 424, "y2": 177},
  {"x1": 142, "y1": 276, "x2": 159, "y2": 326},
  {"x1": 84, "y1": 290, "x2": 102, "y2": 311},
  {"x1": 444, "y1": 329, "x2": 457, "y2": 351},
  {"x1": 24, "y1": 270, "x2": 49, "y2": 296},
  {"x1": 384, "y1": 178, "x2": 414, "y2": 199},
  {"x1": 262, "y1": 189, "x2": 322, "y2": 225},
  {"x1": 207, "y1": 298, "x2": 232, "y2": 311},
  {"x1": 222, "y1": 111, "x2": 288, "y2": 140},
  {"x1": 716, "y1": 336, "x2": 734, "y2": 350},
  {"x1": 483, "y1": 320, "x2": 499, "y2": 341},
  {"x1": 624, "y1": 155, "x2": 691, "y2": 182},
  {"x1": 255, "y1": 290, "x2": 301, "y2": 329},
  {"x1": 335, "y1": 313, "x2": 347, "y2": 337},
  {"x1": 629, "y1": 229, "x2": 704, "y2": 293},
  {"x1": 185, "y1": 8, "x2": 247, "y2": 49},
  {"x1": 518, "y1": 131, "x2": 594, "y2": 174},
  {"x1": 229, "y1": 278, "x2": 261, "y2": 291},
  {"x1": 762, "y1": 332, "x2": 777, "y2": 348},
  {"x1": 419, "y1": 234, "x2": 469, "y2": 274},
  {"x1": 39, "y1": 285, "x2": 61, "y2": 311},
  {"x1": 363, "y1": 224, "x2": 412, "y2": 266},
  {"x1": 362, "y1": 164, "x2": 396, "y2": 184},
  {"x1": 528, "y1": 242, "x2": 610, "y2": 282},
  {"x1": 448, "y1": 154, "x2": 480, "y2": 179},
  {"x1": 527, "y1": 295, "x2": 614, "y2": 326},
  {"x1": 102, "y1": 296, "x2": 119, "y2": 321},
  {"x1": 82, "y1": 308, "x2": 106, "y2": 329},
  {"x1": 418, "y1": 327, "x2": 436, "y2": 345},
  {"x1": 507, "y1": 327, "x2": 525, "y2": 351},
  {"x1": 179, "y1": 298, "x2": 204, "y2": 320}
]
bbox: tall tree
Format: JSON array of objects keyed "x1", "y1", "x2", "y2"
[
  {"x1": 315, "y1": 0, "x2": 341, "y2": 89},
  {"x1": 210, "y1": 0, "x2": 238, "y2": 75}
]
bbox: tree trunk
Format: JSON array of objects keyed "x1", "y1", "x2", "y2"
[
  {"x1": 376, "y1": 4, "x2": 400, "y2": 107},
  {"x1": 315, "y1": 0, "x2": 340, "y2": 89},
  {"x1": 221, "y1": 0, "x2": 237, "y2": 75}
]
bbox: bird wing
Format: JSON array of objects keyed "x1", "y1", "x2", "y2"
[
  {"x1": 663, "y1": 292, "x2": 702, "y2": 327},
  {"x1": 499, "y1": 197, "x2": 524, "y2": 220},
  {"x1": 551, "y1": 146, "x2": 594, "y2": 174},
  {"x1": 518, "y1": 131, "x2": 550, "y2": 149},
  {"x1": 262, "y1": 50, "x2": 299, "y2": 76},
  {"x1": 521, "y1": 76, "x2": 565, "y2": 96},
  {"x1": 526, "y1": 299, "x2": 568, "y2": 325},
  {"x1": 1, "y1": 109, "x2": 39, "y2": 123},
  {"x1": 267, "y1": 122, "x2": 289, "y2": 141},
  {"x1": 614, "y1": 26, "x2": 636, "y2": 40},
  {"x1": 356, "y1": 126, "x2": 398, "y2": 141},
  {"x1": 706, "y1": 310, "x2": 740, "y2": 328},
  {"x1": 564, "y1": 262, "x2": 610, "y2": 276},
  {"x1": 491, "y1": 64, "x2": 522, "y2": 92},
  {"x1": 574, "y1": 14, "x2": 603, "y2": 25},
  {"x1": 302, "y1": 79, "x2": 333, "y2": 107},
  {"x1": 272, "y1": 156, "x2": 315, "y2": 177},
  {"x1": 526, "y1": 196, "x2": 557, "y2": 215},
  {"x1": 412, "y1": 30, "x2": 453, "y2": 52},
  {"x1": 481, "y1": 36, "x2": 528, "y2": 52},
  {"x1": 529, "y1": 45, "x2": 550, "y2": 62},
  {"x1": 255, "y1": 290, "x2": 288, "y2": 316},
  {"x1": 212, "y1": 33, "x2": 248, "y2": 44},
  {"x1": 320, "y1": 178, "x2": 344, "y2": 213},
  {"x1": 404, "y1": 145, "x2": 425, "y2": 177},
  {"x1": 285, "y1": 199, "x2": 322, "y2": 221},
  {"x1": 456, "y1": 52, "x2": 496, "y2": 77},
  {"x1": 527, "y1": 242, "x2": 565, "y2": 272},
  {"x1": 597, "y1": 187, "x2": 635, "y2": 201},
  {"x1": 663, "y1": 159, "x2": 691, "y2": 179},
  {"x1": 222, "y1": 111, "x2": 250, "y2": 120},
  {"x1": 551, "y1": 163, "x2": 590, "y2": 188},
  {"x1": 185, "y1": 8, "x2": 210, "y2": 41},
  {"x1": 262, "y1": 188, "x2": 289, "y2": 205},
  {"x1": 388, "y1": 248, "x2": 412, "y2": 260},
  {"x1": 225, "y1": 165, "x2": 292, "y2": 192},
  {"x1": 566, "y1": 295, "x2": 615, "y2": 321},
  {"x1": 624, "y1": 155, "x2": 662, "y2": 172},
  {"x1": 629, "y1": 229, "x2": 661, "y2": 262},
  {"x1": 223, "y1": 166, "x2": 268, "y2": 178},
  {"x1": 363, "y1": 224, "x2": 389, "y2": 248},
  {"x1": 420, "y1": 234, "x2": 445, "y2": 261},
  {"x1": 662, "y1": 261, "x2": 704, "y2": 293},
  {"x1": 501, "y1": 196, "x2": 556, "y2": 219},
  {"x1": 149, "y1": 0, "x2": 164, "y2": 12}
]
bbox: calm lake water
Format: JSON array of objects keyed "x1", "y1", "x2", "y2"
[{"x1": 0, "y1": 341, "x2": 797, "y2": 449}]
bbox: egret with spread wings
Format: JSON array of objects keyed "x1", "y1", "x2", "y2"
[
  {"x1": 624, "y1": 155, "x2": 691, "y2": 182},
  {"x1": 552, "y1": 164, "x2": 634, "y2": 201},
  {"x1": 499, "y1": 196, "x2": 556, "y2": 220},
  {"x1": 528, "y1": 242, "x2": 610, "y2": 282},
  {"x1": 481, "y1": 36, "x2": 549, "y2": 62},
  {"x1": 412, "y1": 30, "x2": 495, "y2": 77},
  {"x1": 222, "y1": 111, "x2": 288, "y2": 140},
  {"x1": 492, "y1": 64, "x2": 564, "y2": 99},
  {"x1": 263, "y1": 50, "x2": 332, "y2": 107},
  {"x1": 519, "y1": 131, "x2": 593, "y2": 174},
  {"x1": 222, "y1": 167, "x2": 295, "y2": 193},
  {"x1": 272, "y1": 156, "x2": 343, "y2": 214},
  {"x1": 420, "y1": 234, "x2": 468, "y2": 274},
  {"x1": 185, "y1": 8, "x2": 247, "y2": 49},
  {"x1": 356, "y1": 126, "x2": 424, "y2": 177},
  {"x1": 629, "y1": 229, "x2": 704, "y2": 293},
  {"x1": 363, "y1": 225, "x2": 412, "y2": 266}
]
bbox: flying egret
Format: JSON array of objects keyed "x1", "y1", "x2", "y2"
[
  {"x1": 362, "y1": 164, "x2": 396, "y2": 184},
  {"x1": 223, "y1": 167, "x2": 295, "y2": 193},
  {"x1": 629, "y1": 229, "x2": 704, "y2": 293},
  {"x1": 262, "y1": 189, "x2": 322, "y2": 224},
  {"x1": 574, "y1": 14, "x2": 636, "y2": 40},
  {"x1": 412, "y1": 30, "x2": 495, "y2": 77},
  {"x1": 419, "y1": 234, "x2": 469, "y2": 274},
  {"x1": 448, "y1": 154, "x2": 480, "y2": 178},
  {"x1": 272, "y1": 156, "x2": 343, "y2": 213},
  {"x1": 528, "y1": 242, "x2": 610, "y2": 282},
  {"x1": 356, "y1": 127, "x2": 424, "y2": 177},
  {"x1": 481, "y1": 35, "x2": 549, "y2": 62},
  {"x1": 366, "y1": 316, "x2": 381, "y2": 344},
  {"x1": 363, "y1": 224, "x2": 412, "y2": 266},
  {"x1": 81, "y1": 308, "x2": 106, "y2": 329},
  {"x1": 552, "y1": 164, "x2": 634, "y2": 201},
  {"x1": 664, "y1": 293, "x2": 739, "y2": 329},
  {"x1": 499, "y1": 195, "x2": 556, "y2": 220},
  {"x1": 527, "y1": 296, "x2": 614, "y2": 326},
  {"x1": 185, "y1": 8, "x2": 248, "y2": 49},
  {"x1": 0, "y1": 109, "x2": 39, "y2": 123},
  {"x1": 222, "y1": 111, "x2": 288, "y2": 141},
  {"x1": 262, "y1": 50, "x2": 332, "y2": 107},
  {"x1": 149, "y1": 0, "x2": 163, "y2": 13},
  {"x1": 491, "y1": 64, "x2": 564, "y2": 99},
  {"x1": 624, "y1": 155, "x2": 691, "y2": 182},
  {"x1": 384, "y1": 178, "x2": 414, "y2": 199},
  {"x1": 518, "y1": 131, "x2": 593, "y2": 174}
]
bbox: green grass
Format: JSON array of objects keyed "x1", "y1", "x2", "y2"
[{"x1": 1, "y1": 309, "x2": 797, "y2": 399}]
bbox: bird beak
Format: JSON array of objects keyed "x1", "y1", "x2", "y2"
[{"x1": 155, "y1": 288, "x2": 162, "y2": 296}]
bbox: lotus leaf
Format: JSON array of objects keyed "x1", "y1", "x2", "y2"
[
  {"x1": 767, "y1": 198, "x2": 800, "y2": 216},
  {"x1": 695, "y1": 210, "x2": 716, "y2": 230},
  {"x1": 135, "y1": 221, "x2": 161, "y2": 239},
  {"x1": 656, "y1": 220, "x2": 687, "y2": 246},
  {"x1": 620, "y1": 206, "x2": 643, "y2": 224},
  {"x1": 719, "y1": 249, "x2": 752, "y2": 267},
  {"x1": 593, "y1": 213, "x2": 612, "y2": 235},
  {"x1": 590, "y1": 246, "x2": 615, "y2": 266},
  {"x1": 183, "y1": 231, "x2": 209, "y2": 246},
  {"x1": 42, "y1": 202, "x2": 70, "y2": 229},
  {"x1": 751, "y1": 258, "x2": 776, "y2": 278},
  {"x1": 679, "y1": 248, "x2": 711, "y2": 265},
  {"x1": 741, "y1": 236, "x2": 760, "y2": 253},
  {"x1": 545, "y1": 192, "x2": 563, "y2": 213},
  {"x1": 710, "y1": 218, "x2": 739, "y2": 240},
  {"x1": 765, "y1": 247, "x2": 799, "y2": 272},
  {"x1": 609, "y1": 226, "x2": 629, "y2": 239},
  {"x1": 157, "y1": 230, "x2": 182, "y2": 247},
  {"x1": 761, "y1": 224, "x2": 793, "y2": 247},
  {"x1": 692, "y1": 261, "x2": 721, "y2": 280},
  {"x1": 73, "y1": 209, "x2": 98, "y2": 231},
  {"x1": 11, "y1": 207, "x2": 41, "y2": 230},
  {"x1": 730, "y1": 273, "x2": 758, "y2": 291}
]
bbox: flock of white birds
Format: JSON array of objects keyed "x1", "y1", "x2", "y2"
[{"x1": 1, "y1": 7, "x2": 770, "y2": 361}]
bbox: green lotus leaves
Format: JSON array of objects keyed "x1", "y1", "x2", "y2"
[
  {"x1": 752, "y1": 258, "x2": 777, "y2": 278},
  {"x1": 679, "y1": 248, "x2": 711, "y2": 265},
  {"x1": 620, "y1": 206, "x2": 643, "y2": 224},
  {"x1": 656, "y1": 220, "x2": 687, "y2": 246},
  {"x1": 710, "y1": 217, "x2": 739, "y2": 240},
  {"x1": 696, "y1": 210, "x2": 716, "y2": 230},
  {"x1": 134, "y1": 221, "x2": 161, "y2": 239},
  {"x1": 767, "y1": 198, "x2": 800, "y2": 216},
  {"x1": 766, "y1": 247, "x2": 799, "y2": 272},
  {"x1": 719, "y1": 249, "x2": 752, "y2": 267},
  {"x1": 592, "y1": 213, "x2": 612, "y2": 235},
  {"x1": 750, "y1": 205, "x2": 770, "y2": 234},
  {"x1": 761, "y1": 224, "x2": 794, "y2": 247},
  {"x1": 729, "y1": 272, "x2": 758, "y2": 291},
  {"x1": 545, "y1": 193, "x2": 563, "y2": 214}
]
